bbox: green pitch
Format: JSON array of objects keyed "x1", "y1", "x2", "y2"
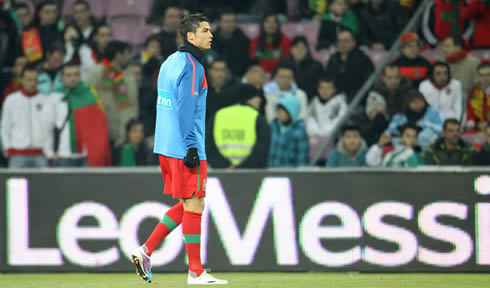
[{"x1": 1, "y1": 273, "x2": 489, "y2": 288}]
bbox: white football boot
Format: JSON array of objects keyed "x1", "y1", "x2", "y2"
[
  {"x1": 130, "y1": 246, "x2": 153, "y2": 283},
  {"x1": 187, "y1": 269, "x2": 228, "y2": 285}
]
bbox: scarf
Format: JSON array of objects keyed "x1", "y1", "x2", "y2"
[
  {"x1": 178, "y1": 40, "x2": 205, "y2": 64},
  {"x1": 101, "y1": 58, "x2": 130, "y2": 109},
  {"x1": 406, "y1": 106, "x2": 427, "y2": 123},
  {"x1": 446, "y1": 49, "x2": 468, "y2": 63}
]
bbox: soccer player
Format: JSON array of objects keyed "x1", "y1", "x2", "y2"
[{"x1": 130, "y1": 14, "x2": 227, "y2": 285}]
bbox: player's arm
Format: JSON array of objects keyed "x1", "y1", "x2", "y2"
[{"x1": 177, "y1": 64, "x2": 199, "y2": 167}]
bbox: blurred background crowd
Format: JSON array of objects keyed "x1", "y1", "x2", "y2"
[{"x1": 0, "y1": 0, "x2": 489, "y2": 169}]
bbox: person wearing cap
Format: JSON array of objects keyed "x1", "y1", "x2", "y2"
[
  {"x1": 366, "y1": 123, "x2": 424, "y2": 168},
  {"x1": 354, "y1": 90, "x2": 390, "y2": 146},
  {"x1": 326, "y1": 123, "x2": 368, "y2": 167},
  {"x1": 393, "y1": 32, "x2": 432, "y2": 88},
  {"x1": 268, "y1": 95, "x2": 309, "y2": 167},
  {"x1": 206, "y1": 84, "x2": 270, "y2": 169}
]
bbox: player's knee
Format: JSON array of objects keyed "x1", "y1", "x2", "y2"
[{"x1": 182, "y1": 197, "x2": 205, "y2": 213}]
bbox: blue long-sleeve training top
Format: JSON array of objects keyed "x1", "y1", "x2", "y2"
[{"x1": 153, "y1": 47, "x2": 208, "y2": 160}]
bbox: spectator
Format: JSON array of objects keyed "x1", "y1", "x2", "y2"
[
  {"x1": 114, "y1": 119, "x2": 152, "y2": 166},
  {"x1": 14, "y1": 3, "x2": 32, "y2": 30},
  {"x1": 0, "y1": 2, "x2": 20, "y2": 100},
  {"x1": 325, "y1": 29, "x2": 374, "y2": 101},
  {"x1": 1, "y1": 64, "x2": 50, "y2": 168},
  {"x1": 355, "y1": 91, "x2": 390, "y2": 146},
  {"x1": 210, "y1": 10, "x2": 250, "y2": 77},
  {"x1": 419, "y1": 61, "x2": 464, "y2": 121},
  {"x1": 441, "y1": 34, "x2": 480, "y2": 91},
  {"x1": 86, "y1": 41, "x2": 139, "y2": 148},
  {"x1": 62, "y1": 23, "x2": 97, "y2": 80},
  {"x1": 306, "y1": 77, "x2": 348, "y2": 137},
  {"x1": 268, "y1": 95, "x2": 309, "y2": 167},
  {"x1": 473, "y1": 125, "x2": 490, "y2": 165},
  {"x1": 206, "y1": 84, "x2": 270, "y2": 169},
  {"x1": 462, "y1": 0, "x2": 490, "y2": 49},
  {"x1": 284, "y1": 36, "x2": 324, "y2": 101},
  {"x1": 155, "y1": 6, "x2": 182, "y2": 60},
  {"x1": 366, "y1": 123, "x2": 424, "y2": 167},
  {"x1": 21, "y1": 0, "x2": 63, "y2": 63},
  {"x1": 263, "y1": 62, "x2": 308, "y2": 123},
  {"x1": 394, "y1": 32, "x2": 432, "y2": 87},
  {"x1": 37, "y1": 41, "x2": 65, "y2": 94},
  {"x1": 138, "y1": 35, "x2": 162, "y2": 86},
  {"x1": 72, "y1": 0, "x2": 96, "y2": 43},
  {"x1": 466, "y1": 62, "x2": 490, "y2": 132},
  {"x1": 299, "y1": 0, "x2": 328, "y2": 20},
  {"x1": 45, "y1": 62, "x2": 111, "y2": 167},
  {"x1": 206, "y1": 58, "x2": 237, "y2": 121},
  {"x1": 372, "y1": 64, "x2": 413, "y2": 116},
  {"x1": 240, "y1": 64, "x2": 267, "y2": 115},
  {"x1": 358, "y1": 0, "x2": 407, "y2": 51},
  {"x1": 249, "y1": 13, "x2": 291, "y2": 74},
  {"x1": 387, "y1": 90, "x2": 444, "y2": 149},
  {"x1": 421, "y1": 0, "x2": 472, "y2": 47},
  {"x1": 425, "y1": 118, "x2": 475, "y2": 165},
  {"x1": 317, "y1": 0, "x2": 359, "y2": 51},
  {"x1": 326, "y1": 123, "x2": 367, "y2": 167},
  {"x1": 2, "y1": 56, "x2": 27, "y2": 104},
  {"x1": 87, "y1": 23, "x2": 112, "y2": 63}
]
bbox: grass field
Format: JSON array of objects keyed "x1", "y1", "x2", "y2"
[{"x1": 1, "y1": 273, "x2": 490, "y2": 288}]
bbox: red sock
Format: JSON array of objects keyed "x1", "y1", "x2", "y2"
[
  {"x1": 182, "y1": 210, "x2": 204, "y2": 276},
  {"x1": 144, "y1": 202, "x2": 183, "y2": 256}
]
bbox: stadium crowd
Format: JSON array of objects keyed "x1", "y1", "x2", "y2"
[{"x1": 0, "y1": 0, "x2": 489, "y2": 168}]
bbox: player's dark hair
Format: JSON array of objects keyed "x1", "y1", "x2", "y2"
[
  {"x1": 104, "y1": 41, "x2": 130, "y2": 61},
  {"x1": 443, "y1": 118, "x2": 460, "y2": 131},
  {"x1": 21, "y1": 62, "x2": 39, "y2": 77},
  {"x1": 178, "y1": 13, "x2": 209, "y2": 42},
  {"x1": 445, "y1": 34, "x2": 466, "y2": 49}
]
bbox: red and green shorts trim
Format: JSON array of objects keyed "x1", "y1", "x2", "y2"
[{"x1": 158, "y1": 155, "x2": 207, "y2": 199}]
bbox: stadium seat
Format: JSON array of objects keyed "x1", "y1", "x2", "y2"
[
  {"x1": 134, "y1": 25, "x2": 161, "y2": 49},
  {"x1": 469, "y1": 50, "x2": 490, "y2": 62},
  {"x1": 312, "y1": 50, "x2": 331, "y2": 67},
  {"x1": 237, "y1": 23, "x2": 259, "y2": 40},
  {"x1": 106, "y1": 0, "x2": 151, "y2": 20},
  {"x1": 111, "y1": 19, "x2": 139, "y2": 44},
  {"x1": 366, "y1": 50, "x2": 389, "y2": 68},
  {"x1": 282, "y1": 22, "x2": 320, "y2": 48},
  {"x1": 61, "y1": 0, "x2": 76, "y2": 19},
  {"x1": 420, "y1": 49, "x2": 444, "y2": 63}
]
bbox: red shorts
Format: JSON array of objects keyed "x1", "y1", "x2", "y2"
[{"x1": 159, "y1": 155, "x2": 207, "y2": 199}]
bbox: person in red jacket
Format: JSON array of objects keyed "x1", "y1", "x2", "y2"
[
  {"x1": 462, "y1": 0, "x2": 490, "y2": 49},
  {"x1": 249, "y1": 13, "x2": 291, "y2": 74}
]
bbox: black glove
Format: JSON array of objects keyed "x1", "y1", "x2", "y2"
[{"x1": 183, "y1": 148, "x2": 199, "y2": 168}]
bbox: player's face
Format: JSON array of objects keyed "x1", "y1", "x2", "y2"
[
  {"x1": 401, "y1": 128, "x2": 418, "y2": 148},
  {"x1": 189, "y1": 21, "x2": 213, "y2": 51}
]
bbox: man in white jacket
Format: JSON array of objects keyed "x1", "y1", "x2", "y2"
[
  {"x1": 419, "y1": 61, "x2": 464, "y2": 122},
  {"x1": 1, "y1": 64, "x2": 52, "y2": 168},
  {"x1": 263, "y1": 62, "x2": 308, "y2": 123}
]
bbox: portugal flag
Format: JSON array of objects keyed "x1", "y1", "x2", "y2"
[{"x1": 58, "y1": 82, "x2": 112, "y2": 166}]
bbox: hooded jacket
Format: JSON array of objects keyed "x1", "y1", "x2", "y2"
[
  {"x1": 326, "y1": 137, "x2": 368, "y2": 167},
  {"x1": 264, "y1": 80, "x2": 308, "y2": 123},
  {"x1": 268, "y1": 95, "x2": 309, "y2": 167}
]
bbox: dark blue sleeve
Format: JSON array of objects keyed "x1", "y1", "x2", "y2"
[{"x1": 177, "y1": 65, "x2": 199, "y2": 149}]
